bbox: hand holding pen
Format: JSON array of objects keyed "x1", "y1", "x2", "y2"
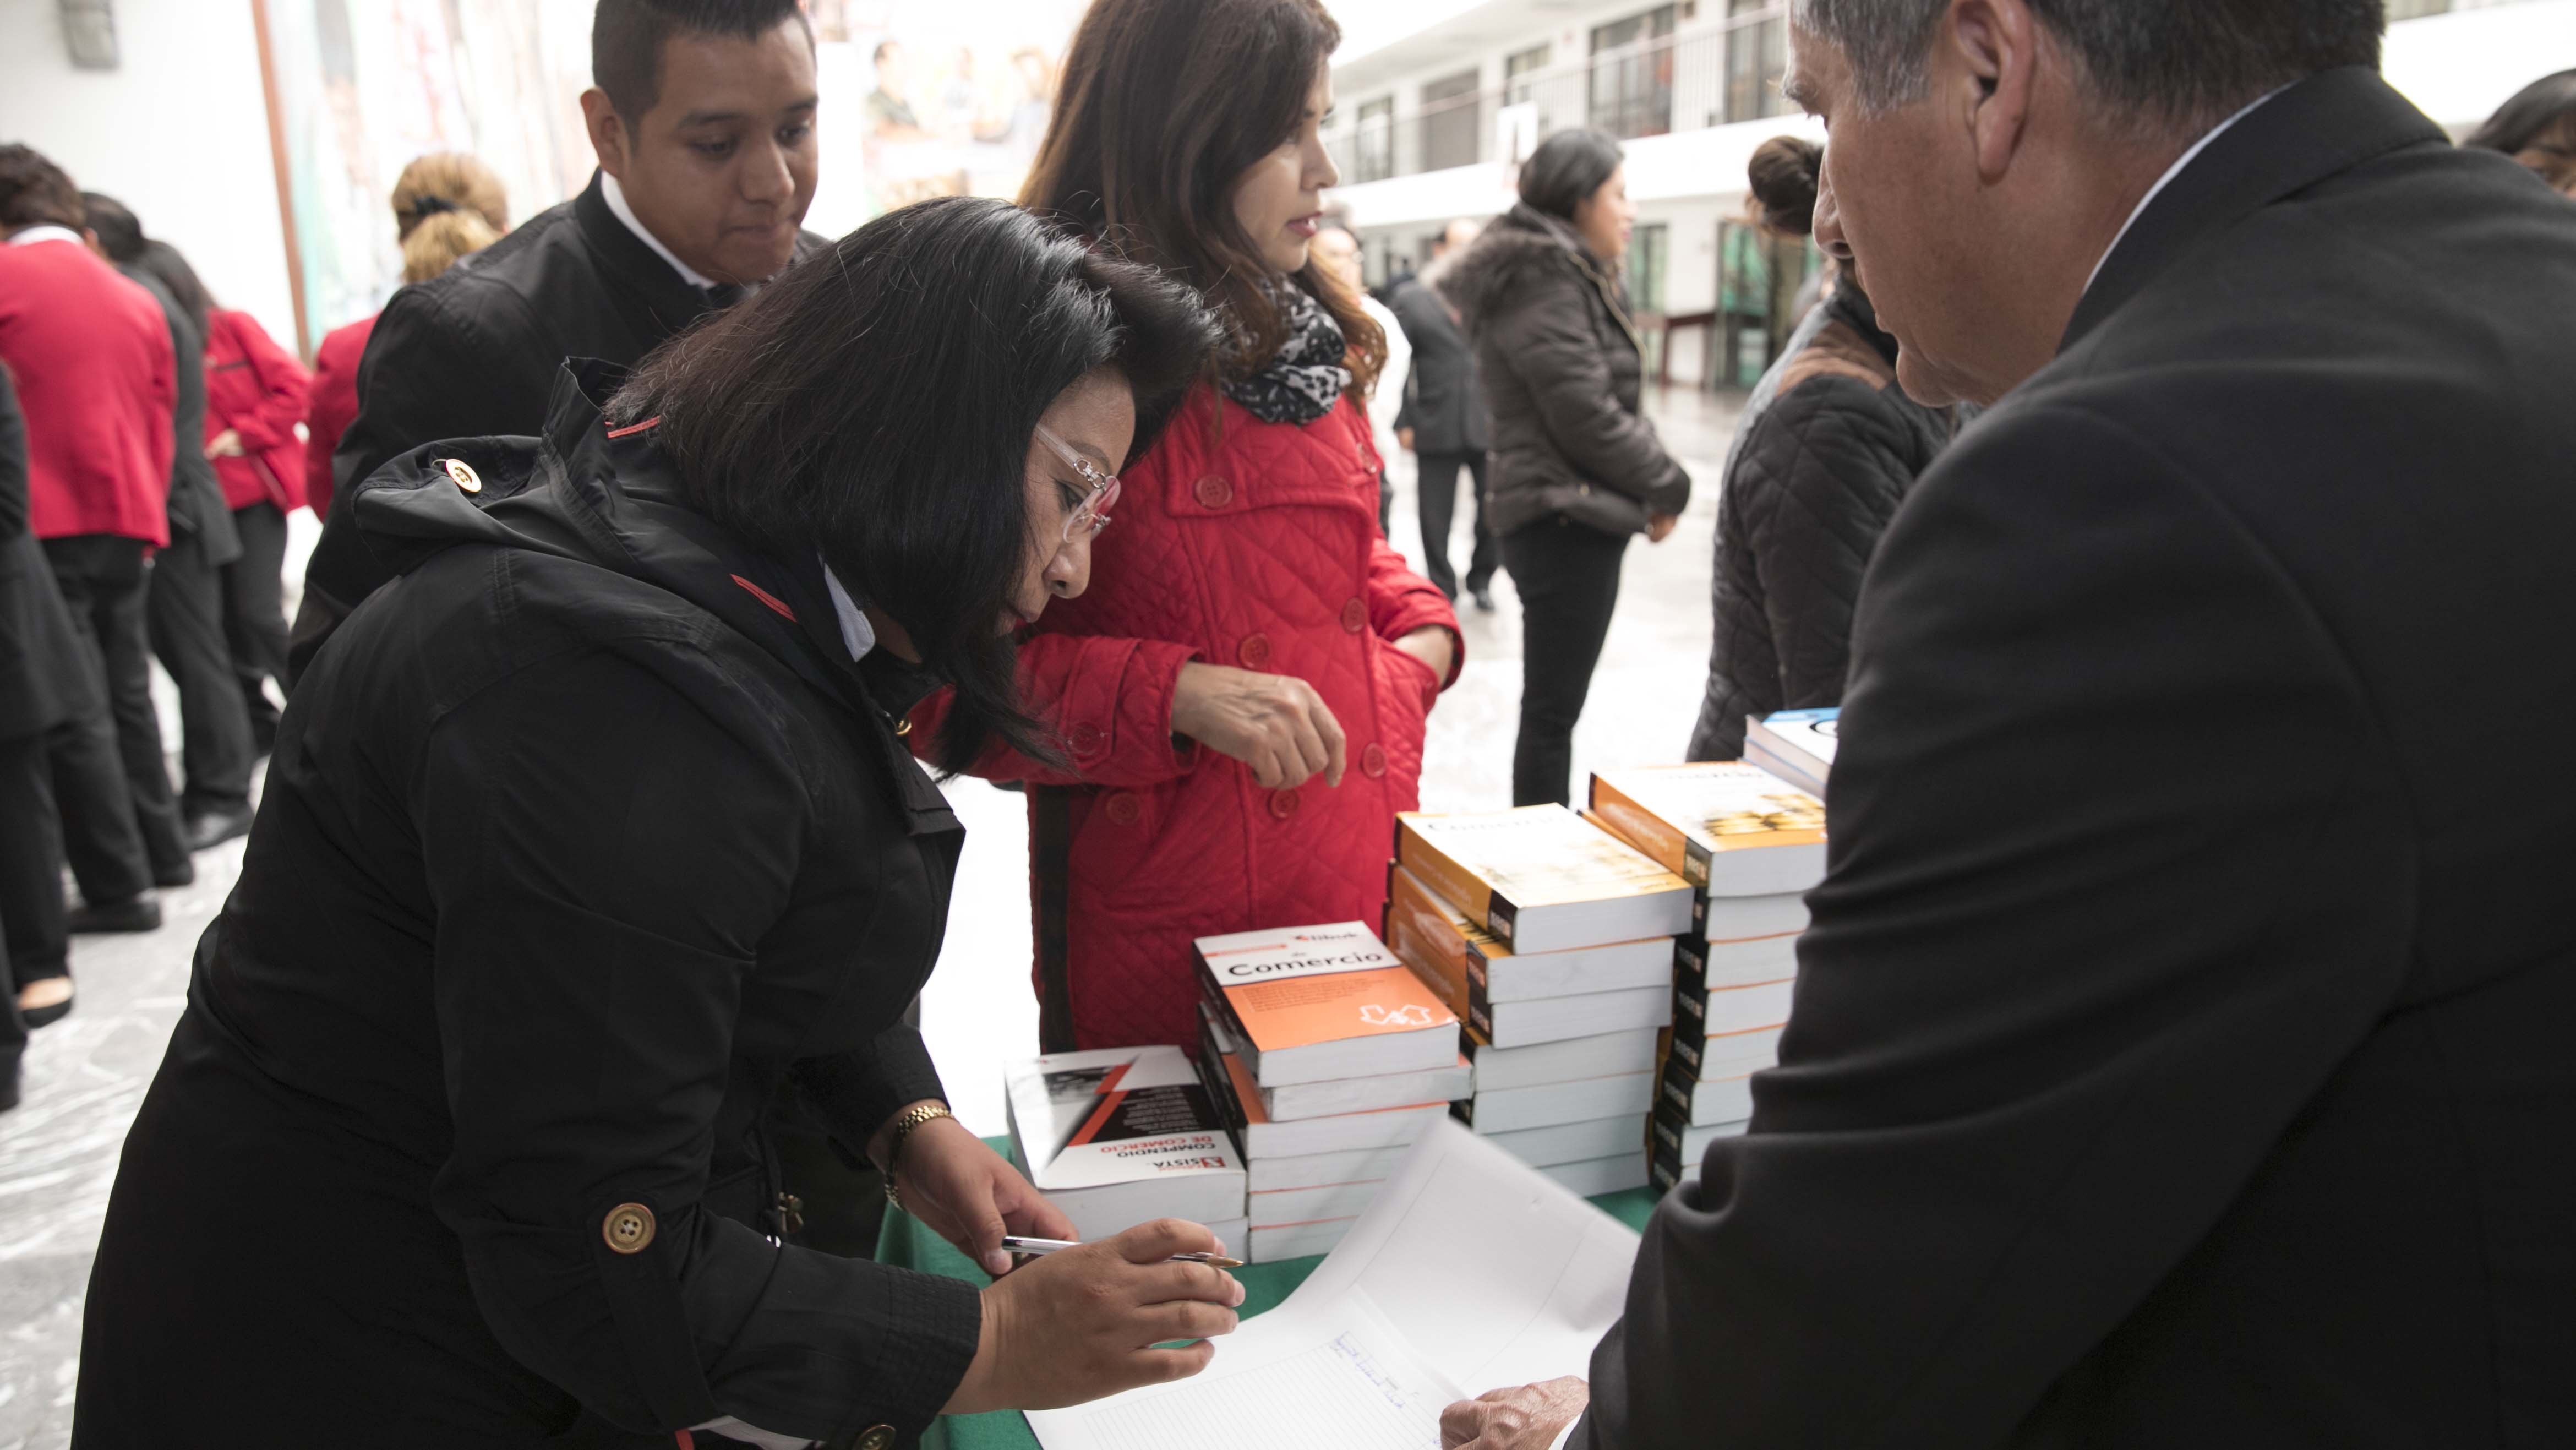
[{"x1": 942, "y1": 1219, "x2": 1247, "y2": 1415}]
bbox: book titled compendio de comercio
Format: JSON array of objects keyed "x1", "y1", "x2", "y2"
[{"x1": 1193, "y1": 920, "x2": 1460, "y2": 1088}]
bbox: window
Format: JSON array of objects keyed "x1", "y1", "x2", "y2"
[
  {"x1": 1504, "y1": 42, "x2": 1553, "y2": 104},
  {"x1": 1421, "y1": 68, "x2": 1483, "y2": 173},
  {"x1": 1355, "y1": 96, "x2": 1395, "y2": 183},
  {"x1": 1717, "y1": 220, "x2": 1820, "y2": 386},
  {"x1": 1723, "y1": 0, "x2": 1789, "y2": 124},
  {"x1": 1589, "y1": 4, "x2": 1677, "y2": 140},
  {"x1": 1627, "y1": 222, "x2": 1669, "y2": 315}
]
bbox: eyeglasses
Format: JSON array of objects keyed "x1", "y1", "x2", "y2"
[{"x1": 1034, "y1": 423, "x2": 1120, "y2": 544}]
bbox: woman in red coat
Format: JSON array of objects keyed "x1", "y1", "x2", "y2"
[
  {"x1": 199, "y1": 299, "x2": 308, "y2": 744},
  {"x1": 914, "y1": 0, "x2": 1461, "y2": 1051}
]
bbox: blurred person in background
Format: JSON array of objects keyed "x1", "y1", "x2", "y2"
[
  {"x1": 304, "y1": 152, "x2": 509, "y2": 522},
  {"x1": 0, "y1": 154, "x2": 163, "y2": 960},
  {"x1": 291, "y1": 0, "x2": 826, "y2": 679},
  {"x1": 1390, "y1": 217, "x2": 1497, "y2": 609},
  {"x1": 923, "y1": 0, "x2": 1462, "y2": 1053},
  {"x1": 1687, "y1": 137, "x2": 1955, "y2": 764},
  {"x1": 2, "y1": 362, "x2": 85, "y2": 1094},
  {"x1": 1311, "y1": 220, "x2": 1408, "y2": 531},
  {"x1": 79, "y1": 195, "x2": 1243, "y2": 1448},
  {"x1": 85, "y1": 201, "x2": 260, "y2": 857},
  {"x1": 1443, "y1": 128, "x2": 1690, "y2": 808},
  {"x1": 2466, "y1": 68, "x2": 2576, "y2": 196}
]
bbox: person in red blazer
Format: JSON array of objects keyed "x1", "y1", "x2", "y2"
[
  {"x1": 303, "y1": 153, "x2": 506, "y2": 521},
  {"x1": 0, "y1": 147, "x2": 182, "y2": 929},
  {"x1": 201, "y1": 304, "x2": 308, "y2": 748}
]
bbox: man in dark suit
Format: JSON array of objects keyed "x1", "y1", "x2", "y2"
[
  {"x1": 1447, "y1": 3, "x2": 2576, "y2": 1447},
  {"x1": 289, "y1": 0, "x2": 828, "y2": 677},
  {"x1": 1390, "y1": 218, "x2": 1498, "y2": 608}
]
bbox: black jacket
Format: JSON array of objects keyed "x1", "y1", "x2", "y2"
[
  {"x1": 0, "y1": 365, "x2": 100, "y2": 741},
  {"x1": 78, "y1": 364, "x2": 981, "y2": 1448},
  {"x1": 1583, "y1": 71, "x2": 2576, "y2": 1448},
  {"x1": 1440, "y1": 203, "x2": 1688, "y2": 537},
  {"x1": 118, "y1": 264, "x2": 239, "y2": 565},
  {"x1": 1388, "y1": 271, "x2": 1489, "y2": 455},
  {"x1": 1687, "y1": 286, "x2": 1952, "y2": 761},
  {"x1": 290, "y1": 171, "x2": 822, "y2": 679}
]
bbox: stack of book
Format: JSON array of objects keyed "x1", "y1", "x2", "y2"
[
  {"x1": 1745, "y1": 707, "x2": 1838, "y2": 800},
  {"x1": 1005, "y1": 1044, "x2": 1249, "y2": 1248},
  {"x1": 1587, "y1": 761, "x2": 1827, "y2": 1191},
  {"x1": 1193, "y1": 922, "x2": 1470, "y2": 1262},
  {"x1": 1389, "y1": 805, "x2": 1695, "y2": 1196}
]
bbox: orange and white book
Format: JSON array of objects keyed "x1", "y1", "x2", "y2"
[
  {"x1": 1385, "y1": 865, "x2": 1674, "y2": 1051},
  {"x1": 1588, "y1": 762, "x2": 1827, "y2": 897},
  {"x1": 1395, "y1": 806, "x2": 1694, "y2": 955},
  {"x1": 1194, "y1": 921, "x2": 1459, "y2": 1087},
  {"x1": 1196, "y1": 1017, "x2": 1451, "y2": 1160}
]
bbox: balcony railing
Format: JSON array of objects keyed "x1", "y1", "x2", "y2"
[{"x1": 1331, "y1": 7, "x2": 1789, "y2": 187}]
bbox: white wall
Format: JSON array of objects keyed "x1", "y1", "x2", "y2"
[{"x1": 0, "y1": 0, "x2": 300, "y2": 354}]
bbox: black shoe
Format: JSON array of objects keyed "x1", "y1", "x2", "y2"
[
  {"x1": 1470, "y1": 585, "x2": 1497, "y2": 612},
  {"x1": 19, "y1": 983, "x2": 73, "y2": 1029},
  {"x1": 68, "y1": 894, "x2": 162, "y2": 934},
  {"x1": 184, "y1": 803, "x2": 255, "y2": 852},
  {"x1": 154, "y1": 858, "x2": 197, "y2": 887}
]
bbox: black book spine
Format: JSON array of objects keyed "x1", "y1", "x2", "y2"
[{"x1": 1465, "y1": 946, "x2": 1498, "y2": 1044}]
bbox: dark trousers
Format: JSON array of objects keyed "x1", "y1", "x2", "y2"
[
  {"x1": 1502, "y1": 516, "x2": 1629, "y2": 808},
  {"x1": 43, "y1": 536, "x2": 187, "y2": 875},
  {"x1": 0, "y1": 731, "x2": 71, "y2": 985},
  {"x1": 223, "y1": 503, "x2": 290, "y2": 747},
  {"x1": 44, "y1": 708, "x2": 151, "y2": 908},
  {"x1": 146, "y1": 527, "x2": 255, "y2": 817},
  {"x1": 1416, "y1": 450, "x2": 1498, "y2": 598}
]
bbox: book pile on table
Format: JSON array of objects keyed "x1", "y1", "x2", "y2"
[
  {"x1": 1586, "y1": 760, "x2": 1827, "y2": 1191},
  {"x1": 1388, "y1": 805, "x2": 1695, "y2": 1196},
  {"x1": 1005, "y1": 1043, "x2": 1248, "y2": 1249},
  {"x1": 1744, "y1": 707, "x2": 1837, "y2": 800},
  {"x1": 1192, "y1": 922, "x2": 1470, "y2": 1263}
]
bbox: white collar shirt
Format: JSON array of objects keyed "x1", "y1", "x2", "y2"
[
  {"x1": 2082, "y1": 88, "x2": 2285, "y2": 298},
  {"x1": 7, "y1": 225, "x2": 86, "y2": 249},
  {"x1": 599, "y1": 171, "x2": 718, "y2": 290}
]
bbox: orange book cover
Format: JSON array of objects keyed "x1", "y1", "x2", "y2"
[
  {"x1": 1192, "y1": 920, "x2": 1456, "y2": 1055},
  {"x1": 1589, "y1": 763, "x2": 1825, "y2": 892}
]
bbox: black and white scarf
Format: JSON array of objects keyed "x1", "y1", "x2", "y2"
[{"x1": 1222, "y1": 283, "x2": 1349, "y2": 425}]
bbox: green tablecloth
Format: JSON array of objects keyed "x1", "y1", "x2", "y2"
[{"x1": 881, "y1": 1138, "x2": 1662, "y2": 1449}]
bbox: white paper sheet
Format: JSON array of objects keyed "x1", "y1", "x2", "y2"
[{"x1": 1028, "y1": 1120, "x2": 1641, "y2": 1450}]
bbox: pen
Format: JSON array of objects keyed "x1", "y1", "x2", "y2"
[{"x1": 999, "y1": 1235, "x2": 1245, "y2": 1269}]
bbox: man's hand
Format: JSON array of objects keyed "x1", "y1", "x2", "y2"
[
  {"x1": 1398, "y1": 427, "x2": 1417, "y2": 453},
  {"x1": 886, "y1": 1112, "x2": 1075, "y2": 1277},
  {"x1": 1392, "y1": 626, "x2": 1456, "y2": 688},
  {"x1": 1441, "y1": 1377, "x2": 1590, "y2": 1449},
  {"x1": 208, "y1": 428, "x2": 245, "y2": 459},
  {"x1": 941, "y1": 1219, "x2": 1245, "y2": 1415},
  {"x1": 1645, "y1": 513, "x2": 1679, "y2": 544},
  {"x1": 1171, "y1": 662, "x2": 1347, "y2": 789}
]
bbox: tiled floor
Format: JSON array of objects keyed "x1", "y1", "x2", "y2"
[{"x1": 0, "y1": 386, "x2": 1743, "y2": 1447}]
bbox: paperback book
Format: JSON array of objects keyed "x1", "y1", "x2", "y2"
[
  {"x1": 1004, "y1": 1045, "x2": 1247, "y2": 1242},
  {"x1": 1395, "y1": 806, "x2": 1693, "y2": 955},
  {"x1": 1386, "y1": 865, "x2": 1674, "y2": 1048},
  {"x1": 1588, "y1": 762, "x2": 1827, "y2": 897},
  {"x1": 1196, "y1": 1020, "x2": 1453, "y2": 1160},
  {"x1": 1194, "y1": 922, "x2": 1459, "y2": 1087},
  {"x1": 1745, "y1": 708, "x2": 1838, "y2": 800}
]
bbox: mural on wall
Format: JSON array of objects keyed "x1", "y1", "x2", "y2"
[{"x1": 260, "y1": 0, "x2": 1081, "y2": 350}]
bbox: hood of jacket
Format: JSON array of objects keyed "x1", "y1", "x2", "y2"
[
  {"x1": 345, "y1": 359, "x2": 956, "y2": 826},
  {"x1": 1436, "y1": 202, "x2": 1612, "y2": 330}
]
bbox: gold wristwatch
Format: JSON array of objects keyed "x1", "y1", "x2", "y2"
[{"x1": 880, "y1": 1101, "x2": 953, "y2": 1211}]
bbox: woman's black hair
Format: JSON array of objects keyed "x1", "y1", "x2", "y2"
[
  {"x1": 610, "y1": 195, "x2": 1220, "y2": 773},
  {"x1": 1518, "y1": 128, "x2": 1625, "y2": 222},
  {"x1": 135, "y1": 241, "x2": 215, "y2": 341},
  {"x1": 2465, "y1": 68, "x2": 2576, "y2": 155},
  {"x1": 1744, "y1": 137, "x2": 1822, "y2": 237}
]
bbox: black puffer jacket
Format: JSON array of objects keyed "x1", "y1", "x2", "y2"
[
  {"x1": 1439, "y1": 203, "x2": 1690, "y2": 537},
  {"x1": 1687, "y1": 285, "x2": 1953, "y2": 760}
]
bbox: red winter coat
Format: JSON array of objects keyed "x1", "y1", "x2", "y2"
[
  {"x1": 0, "y1": 237, "x2": 175, "y2": 546},
  {"x1": 911, "y1": 386, "x2": 1461, "y2": 1050},
  {"x1": 303, "y1": 314, "x2": 374, "y2": 520},
  {"x1": 203, "y1": 308, "x2": 310, "y2": 513}
]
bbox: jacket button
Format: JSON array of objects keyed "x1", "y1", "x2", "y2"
[
  {"x1": 1103, "y1": 792, "x2": 1143, "y2": 826},
  {"x1": 1194, "y1": 475, "x2": 1233, "y2": 509},
  {"x1": 602, "y1": 1202, "x2": 656, "y2": 1255},
  {"x1": 1069, "y1": 721, "x2": 1105, "y2": 757},
  {"x1": 855, "y1": 1427, "x2": 896, "y2": 1450},
  {"x1": 1362, "y1": 743, "x2": 1388, "y2": 779},
  {"x1": 1238, "y1": 633, "x2": 1273, "y2": 668},
  {"x1": 1340, "y1": 598, "x2": 1367, "y2": 634},
  {"x1": 441, "y1": 457, "x2": 482, "y2": 494},
  {"x1": 1268, "y1": 788, "x2": 1300, "y2": 821}
]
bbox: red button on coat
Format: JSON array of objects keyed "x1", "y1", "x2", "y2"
[
  {"x1": 1340, "y1": 598, "x2": 1367, "y2": 634},
  {"x1": 1194, "y1": 475, "x2": 1233, "y2": 509},
  {"x1": 1361, "y1": 743, "x2": 1388, "y2": 779},
  {"x1": 1069, "y1": 722, "x2": 1106, "y2": 756},
  {"x1": 1238, "y1": 634, "x2": 1273, "y2": 669},
  {"x1": 1268, "y1": 788, "x2": 1300, "y2": 821},
  {"x1": 1103, "y1": 792, "x2": 1144, "y2": 826}
]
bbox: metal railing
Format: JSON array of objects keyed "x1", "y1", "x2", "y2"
[{"x1": 1331, "y1": 7, "x2": 1789, "y2": 186}]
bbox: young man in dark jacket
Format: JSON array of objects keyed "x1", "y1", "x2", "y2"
[
  {"x1": 1390, "y1": 219, "x2": 1498, "y2": 608},
  {"x1": 290, "y1": 0, "x2": 828, "y2": 678}
]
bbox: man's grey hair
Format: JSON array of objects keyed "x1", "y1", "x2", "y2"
[{"x1": 1793, "y1": 0, "x2": 2386, "y2": 132}]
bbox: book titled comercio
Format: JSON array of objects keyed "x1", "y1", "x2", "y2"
[
  {"x1": 1395, "y1": 805, "x2": 1694, "y2": 955},
  {"x1": 1589, "y1": 762, "x2": 1827, "y2": 897},
  {"x1": 1193, "y1": 921, "x2": 1459, "y2": 1087}
]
